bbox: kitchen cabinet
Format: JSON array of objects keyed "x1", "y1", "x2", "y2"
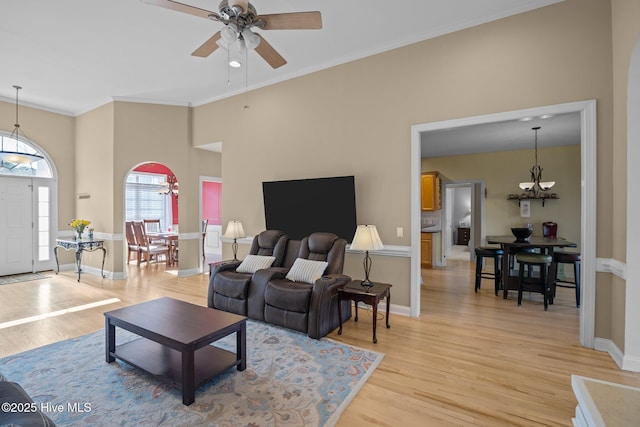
[
  {"x1": 457, "y1": 227, "x2": 470, "y2": 245},
  {"x1": 421, "y1": 172, "x2": 441, "y2": 211},
  {"x1": 421, "y1": 232, "x2": 433, "y2": 268}
]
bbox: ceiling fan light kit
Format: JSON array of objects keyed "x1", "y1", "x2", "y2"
[{"x1": 145, "y1": 0, "x2": 322, "y2": 69}]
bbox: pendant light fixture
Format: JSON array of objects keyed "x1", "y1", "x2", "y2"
[
  {"x1": 0, "y1": 85, "x2": 44, "y2": 165},
  {"x1": 518, "y1": 126, "x2": 555, "y2": 195},
  {"x1": 158, "y1": 174, "x2": 179, "y2": 199}
]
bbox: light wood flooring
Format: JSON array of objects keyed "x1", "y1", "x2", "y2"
[{"x1": 1, "y1": 261, "x2": 639, "y2": 426}]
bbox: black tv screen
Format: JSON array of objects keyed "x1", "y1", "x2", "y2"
[{"x1": 262, "y1": 176, "x2": 357, "y2": 241}]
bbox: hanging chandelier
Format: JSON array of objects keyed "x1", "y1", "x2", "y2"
[
  {"x1": 518, "y1": 126, "x2": 555, "y2": 195},
  {"x1": 0, "y1": 85, "x2": 44, "y2": 165},
  {"x1": 158, "y1": 174, "x2": 179, "y2": 199}
]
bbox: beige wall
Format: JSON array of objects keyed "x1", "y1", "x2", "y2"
[
  {"x1": 74, "y1": 103, "x2": 116, "y2": 271},
  {"x1": 423, "y1": 145, "x2": 581, "y2": 247},
  {"x1": 610, "y1": 0, "x2": 640, "y2": 352},
  {"x1": 193, "y1": 0, "x2": 612, "y2": 309},
  {"x1": 110, "y1": 102, "x2": 222, "y2": 272}
]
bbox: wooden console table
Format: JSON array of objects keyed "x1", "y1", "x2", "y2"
[{"x1": 54, "y1": 238, "x2": 106, "y2": 282}]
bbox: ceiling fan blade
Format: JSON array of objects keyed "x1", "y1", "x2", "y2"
[
  {"x1": 254, "y1": 35, "x2": 287, "y2": 69},
  {"x1": 143, "y1": 0, "x2": 219, "y2": 20},
  {"x1": 259, "y1": 11, "x2": 322, "y2": 30},
  {"x1": 191, "y1": 32, "x2": 222, "y2": 57}
]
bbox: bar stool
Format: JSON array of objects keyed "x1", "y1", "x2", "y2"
[
  {"x1": 516, "y1": 253, "x2": 553, "y2": 311},
  {"x1": 550, "y1": 251, "x2": 581, "y2": 308},
  {"x1": 474, "y1": 246, "x2": 504, "y2": 296}
]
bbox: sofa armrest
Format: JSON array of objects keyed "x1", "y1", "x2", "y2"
[
  {"x1": 247, "y1": 267, "x2": 289, "y2": 321},
  {"x1": 0, "y1": 382, "x2": 57, "y2": 426},
  {"x1": 207, "y1": 260, "x2": 242, "y2": 307},
  {"x1": 209, "y1": 260, "x2": 242, "y2": 277},
  {"x1": 307, "y1": 273, "x2": 352, "y2": 339}
]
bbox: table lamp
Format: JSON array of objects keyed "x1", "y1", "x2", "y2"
[
  {"x1": 223, "y1": 220, "x2": 245, "y2": 261},
  {"x1": 350, "y1": 225, "x2": 384, "y2": 287}
]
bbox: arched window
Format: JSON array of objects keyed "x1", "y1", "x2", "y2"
[{"x1": 0, "y1": 133, "x2": 52, "y2": 177}]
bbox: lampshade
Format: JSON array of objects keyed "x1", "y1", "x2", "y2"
[
  {"x1": 242, "y1": 28, "x2": 260, "y2": 50},
  {"x1": 221, "y1": 25, "x2": 237, "y2": 43},
  {"x1": 350, "y1": 225, "x2": 384, "y2": 251},
  {"x1": 223, "y1": 220, "x2": 246, "y2": 239}
]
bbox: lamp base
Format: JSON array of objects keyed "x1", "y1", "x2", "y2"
[{"x1": 360, "y1": 279, "x2": 374, "y2": 288}]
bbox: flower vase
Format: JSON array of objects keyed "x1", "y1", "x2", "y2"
[{"x1": 76, "y1": 230, "x2": 83, "y2": 240}]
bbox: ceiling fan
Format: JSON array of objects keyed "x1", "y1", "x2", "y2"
[{"x1": 144, "y1": 0, "x2": 322, "y2": 69}]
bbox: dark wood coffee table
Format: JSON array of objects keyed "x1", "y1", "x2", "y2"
[{"x1": 104, "y1": 297, "x2": 246, "y2": 405}]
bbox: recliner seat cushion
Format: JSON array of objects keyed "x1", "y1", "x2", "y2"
[
  {"x1": 264, "y1": 280, "x2": 313, "y2": 333},
  {"x1": 213, "y1": 272, "x2": 252, "y2": 299},
  {"x1": 265, "y1": 280, "x2": 313, "y2": 313}
]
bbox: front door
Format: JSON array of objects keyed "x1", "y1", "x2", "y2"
[{"x1": 0, "y1": 177, "x2": 34, "y2": 275}]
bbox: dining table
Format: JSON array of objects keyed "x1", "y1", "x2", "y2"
[
  {"x1": 486, "y1": 235, "x2": 577, "y2": 299},
  {"x1": 147, "y1": 232, "x2": 179, "y2": 266}
]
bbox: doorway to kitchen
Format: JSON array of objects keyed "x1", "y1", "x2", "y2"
[{"x1": 410, "y1": 100, "x2": 596, "y2": 348}]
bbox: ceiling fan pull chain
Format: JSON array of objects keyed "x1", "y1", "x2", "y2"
[
  {"x1": 226, "y1": 45, "x2": 231, "y2": 85},
  {"x1": 244, "y1": 47, "x2": 250, "y2": 109}
]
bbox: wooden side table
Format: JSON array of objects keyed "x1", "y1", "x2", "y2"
[{"x1": 338, "y1": 280, "x2": 391, "y2": 343}]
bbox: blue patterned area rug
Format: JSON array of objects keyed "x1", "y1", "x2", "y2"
[{"x1": 0, "y1": 320, "x2": 383, "y2": 426}]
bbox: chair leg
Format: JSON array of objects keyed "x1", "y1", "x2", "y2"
[
  {"x1": 548, "y1": 260, "x2": 557, "y2": 305},
  {"x1": 542, "y1": 264, "x2": 549, "y2": 311},
  {"x1": 494, "y1": 255, "x2": 502, "y2": 296},
  {"x1": 575, "y1": 260, "x2": 581, "y2": 308},
  {"x1": 474, "y1": 255, "x2": 483, "y2": 293},
  {"x1": 518, "y1": 263, "x2": 525, "y2": 306}
]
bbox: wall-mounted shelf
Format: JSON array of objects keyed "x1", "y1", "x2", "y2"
[{"x1": 507, "y1": 193, "x2": 559, "y2": 207}]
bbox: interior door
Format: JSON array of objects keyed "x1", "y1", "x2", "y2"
[{"x1": 0, "y1": 177, "x2": 34, "y2": 275}]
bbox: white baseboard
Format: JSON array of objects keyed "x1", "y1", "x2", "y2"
[
  {"x1": 594, "y1": 337, "x2": 640, "y2": 372},
  {"x1": 594, "y1": 337, "x2": 627, "y2": 370}
]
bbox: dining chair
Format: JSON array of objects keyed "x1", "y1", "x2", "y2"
[
  {"x1": 516, "y1": 253, "x2": 553, "y2": 311},
  {"x1": 143, "y1": 219, "x2": 165, "y2": 245},
  {"x1": 133, "y1": 221, "x2": 170, "y2": 267},
  {"x1": 143, "y1": 219, "x2": 162, "y2": 233},
  {"x1": 125, "y1": 221, "x2": 140, "y2": 264},
  {"x1": 474, "y1": 246, "x2": 503, "y2": 296},
  {"x1": 549, "y1": 251, "x2": 581, "y2": 308}
]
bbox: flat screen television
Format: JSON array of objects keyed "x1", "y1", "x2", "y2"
[{"x1": 262, "y1": 176, "x2": 357, "y2": 241}]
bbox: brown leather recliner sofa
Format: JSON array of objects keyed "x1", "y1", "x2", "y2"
[
  {"x1": 0, "y1": 371, "x2": 57, "y2": 426},
  {"x1": 208, "y1": 231, "x2": 352, "y2": 339}
]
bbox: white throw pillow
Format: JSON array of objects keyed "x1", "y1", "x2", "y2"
[
  {"x1": 236, "y1": 255, "x2": 276, "y2": 274},
  {"x1": 285, "y1": 258, "x2": 328, "y2": 284}
]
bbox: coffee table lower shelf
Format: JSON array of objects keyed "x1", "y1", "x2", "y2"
[{"x1": 111, "y1": 338, "x2": 239, "y2": 395}]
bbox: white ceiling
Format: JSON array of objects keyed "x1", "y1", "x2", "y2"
[
  {"x1": 0, "y1": 0, "x2": 562, "y2": 116},
  {"x1": 421, "y1": 112, "x2": 581, "y2": 158}
]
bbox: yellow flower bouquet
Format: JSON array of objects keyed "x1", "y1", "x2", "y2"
[{"x1": 69, "y1": 219, "x2": 91, "y2": 236}]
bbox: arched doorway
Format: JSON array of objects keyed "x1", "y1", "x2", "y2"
[
  {"x1": 124, "y1": 162, "x2": 179, "y2": 269},
  {"x1": 0, "y1": 132, "x2": 57, "y2": 275}
]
